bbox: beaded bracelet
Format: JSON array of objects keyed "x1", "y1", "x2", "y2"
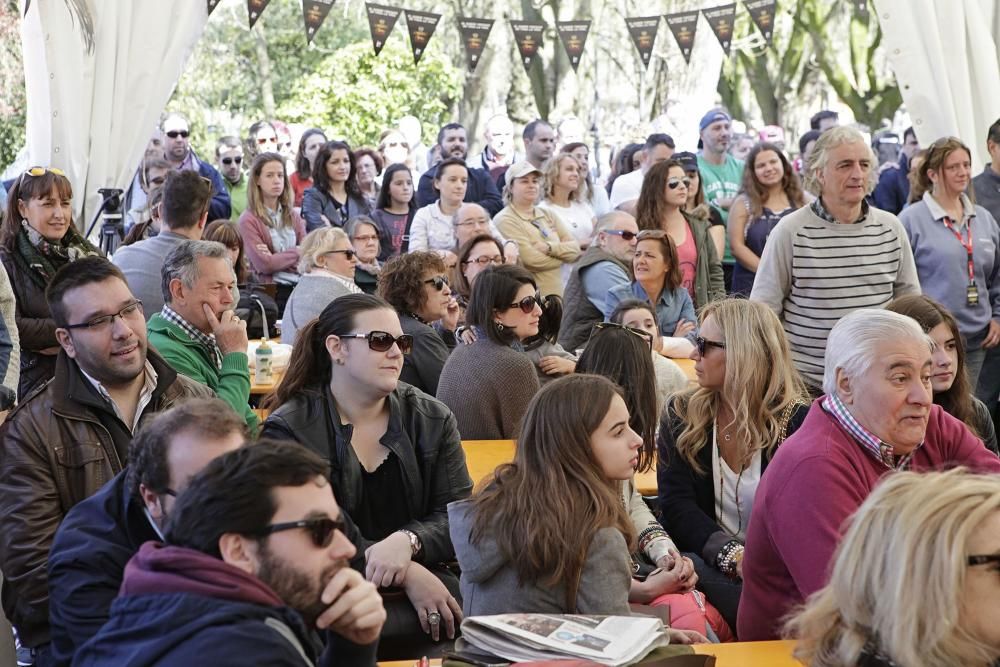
[{"x1": 717, "y1": 540, "x2": 744, "y2": 577}]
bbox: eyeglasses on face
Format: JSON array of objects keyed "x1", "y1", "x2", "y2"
[
  {"x1": 424, "y1": 275, "x2": 449, "y2": 291},
  {"x1": 454, "y1": 218, "x2": 489, "y2": 227},
  {"x1": 695, "y1": 335, "x2": 726, "y2": 356},
  {"x1": 325, "y1": 249, "x2": 356, "y2": 261},
  {"x1": 464, "y1": 255, "x2": 503, "y2": 266},
  {"x1": 337, "y1": 330, "x2": 414, "y2": 355},
  {"x1": 24, "y1": 166, "x2": 66, "y2": 178},
  {"x1": 667, "y1": 177, "x2": 692, "y2": 190},
  {"x1": 64, "y1": 300, "x2": 144, "y2": 331},
  {"x1": 221, "y1": 156, "x2": 243, "y2": 166},
  {"x1": 165, "y1": 130, "x2": 190, "y2": 139},
  {"x1": 590, "y1": 321, "x2": 654, "y2": 350},
  {"x1": 351, "y1": 234, "x2": 379, "y2": 243},
  {"x1": 255, "y1": 517, "x2": 347, "y2": 549},
  {"x1": 604, "y1": 229, "x2": 637, "y2": 241},
  {"x1": 508, "y1": 293, "x2": 542, "y2": 314}
]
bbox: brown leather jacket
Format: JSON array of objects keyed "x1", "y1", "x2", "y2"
[{"x1": 0, "y1": 348, "x2": 213, "y2": 649}]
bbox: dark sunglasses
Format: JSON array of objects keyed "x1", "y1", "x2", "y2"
[
  {"x1": 590, "y1": 321, "x2": 654, "y2": 350},
  {"x1": 667, "y1": 177, "x2": 692, "y2": 190},
  {"x1": 508, "y1": 293, "x2": 542, "y2": 314},
  {"x1": 165, "y1": 130, "x2": 190, "y2": 139},
  {"x1": 695, "y1": 335, "x2": 726, "y2": 356},
  {"x1": 338, "y1": 330, "x2": 414, "y2": 354},
  {"x1": 325, "y1": 249, "x2": 356, "y2": 260},
  {"x1": 604, "y1": 229, "x2": 637, "y2": 241},
  {"x1": 256, "y1": 517, "x2": 347, "y2": 549},
  {"x1": 968, "y1": 554, "x2": 1000, "y2": 566},
  {"x1": 221, "y1": 156, "x2": 243, "y2": 166},
  {"x1": 424, "y1": 275, "x2": 450, "y2": 291}
]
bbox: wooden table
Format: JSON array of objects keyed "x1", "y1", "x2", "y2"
[{"x1": 250, "y1": 368, "x2": 285, "y2": 396}]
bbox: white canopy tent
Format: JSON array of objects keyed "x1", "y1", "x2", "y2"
[
  {"x1": 874, "y1": 0, "x2": 1000, "y2": 168},
  {"x1": 19, "y1": 0, "x2": 208, "y2": 228}
]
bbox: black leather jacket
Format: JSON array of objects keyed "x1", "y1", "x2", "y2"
[{"x1": 261, "y1": 382, "x2": 473, "y2": 564}]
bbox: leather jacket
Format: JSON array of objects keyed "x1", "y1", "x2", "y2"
[
  {"x1": 0, "y1": 349, "x2": 213, "y2": 648},
  {"x1": 261, "y1": 382, "x2": 473, "y2": 564}
]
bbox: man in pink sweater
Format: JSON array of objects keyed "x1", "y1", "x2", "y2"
[{"x1": 737, "y1": 309, "x2": 1000, "y2": 640}]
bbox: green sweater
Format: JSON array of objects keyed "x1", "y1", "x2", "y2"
[{"x1": 147, "y1": 314, "x2": 258, "y2": 433}]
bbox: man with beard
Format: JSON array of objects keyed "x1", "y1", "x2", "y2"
[
  {"x1": 74, "y1": 441, "x2": 386, "y2": 666},
  {"x1": 160, "y1": 112, "x2": 232, "y2": 221},
  {"x1": 0, "y1": 257, "x2": 213, "y2": 663},
  {"x1": 415, "y1": 123, "x2": 503, "y2": 216}
]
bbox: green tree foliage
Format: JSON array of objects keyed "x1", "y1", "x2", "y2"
[
  {"x1": 0, "y1": 0, "x2": 25, "y2": 170},
  {"x1": 278, "y1": 38, "x2": 463, "y2": 147}
]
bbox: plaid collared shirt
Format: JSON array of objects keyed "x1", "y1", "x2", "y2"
[
  {"x1": 811, "y1": 196, "x2": 870, "y2": 225},
  {"x1": 161, "y1": 304, "x2": 223, "y2": 370},
  {"x1": 821, "y1": 393, "x2": 920, "y2": 470}
]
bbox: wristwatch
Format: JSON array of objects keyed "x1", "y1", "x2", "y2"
[{"x1": 399, "y1": 529, "x2": 422, "y2": 556}]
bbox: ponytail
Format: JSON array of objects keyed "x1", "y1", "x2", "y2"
[{"x1": 262, "y1": 318, "x2": 330, "y2": 410}]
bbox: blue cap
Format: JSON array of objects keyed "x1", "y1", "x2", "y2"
[{"x1": 699, "y1": 109, "x2": 732, "y2": 132}]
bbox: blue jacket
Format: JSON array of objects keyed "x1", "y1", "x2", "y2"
[
  {"x1": 416, "y1": 163, "x2": 503, "y2": 216},
  {"x1": 48, "y1": 471, "x2": 158, "y2": 666},
  {"x1": 870, "y1": 152, "x2": 910, "y2": 215},
  {"x1": 197, "y1": 158, "x2": 233, "y2": 222}
]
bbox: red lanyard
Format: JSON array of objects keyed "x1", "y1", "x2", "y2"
[{"x1": 940, "y1": 215, "x2": 975, "y2": 285}]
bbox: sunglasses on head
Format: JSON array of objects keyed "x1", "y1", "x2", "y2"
[
  {"x1": 508, "y1": 293, "x2": 542, "y2": 314},
  {"x1": 24, "y1": 166, "x2": 66, "y2": 178},
  {"x1": 667, "y1": 177, "x2": 692, "y2": 190},
  {"x1": 424, "y1": 275, "x2": 450, "y2": 291},
  {"x1": 604, "y1": 229, "x2": 637, "y2": 241},
  {"x1": 325, "y1": 249, "x2": 356, "y2": 260},
  {"x1": 165, "y1": 130, "x2": 190, "y2": 139},
  {"x1": 221, "y1": 156, "x2": 243, "y2": 166},
  {"x1": 695, "y1": 335, "x2": 726, "y2": 356},
  {"x1": 589, "y1": 321, "x2": 654, "y2": 350},
  {"x1": 256, "y1": 517, "x2": 347, "y2": 549},
  {"x1": 337, "y1": 330, "x2": 414, "y2": 354}
]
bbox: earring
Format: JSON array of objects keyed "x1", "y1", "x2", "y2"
[{"x1": 494, "y1": 321, "x2": 505, "y2": 332}]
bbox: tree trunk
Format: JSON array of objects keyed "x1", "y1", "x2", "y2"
[{"x1": 252, "y1": 25, "x2": 276, "y2": 119}]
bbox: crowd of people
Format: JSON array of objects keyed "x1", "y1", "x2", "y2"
[{"x1": 0, "y1": 104, "x2": 999, "y2": 667}]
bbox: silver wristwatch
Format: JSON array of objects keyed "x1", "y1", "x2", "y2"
[{"x1": 399, "y1": 529, "x2": 421, "y2": 556}]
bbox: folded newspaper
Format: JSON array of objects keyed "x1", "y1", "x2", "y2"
[{"x1": 459, "y1": 614, "x2": 669, "y2": 666}]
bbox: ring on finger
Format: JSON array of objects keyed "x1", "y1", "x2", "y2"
[{"x1": 427, "y1": 610, "x2": 442, "y2": 626}]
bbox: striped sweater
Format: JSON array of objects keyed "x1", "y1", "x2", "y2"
[{"x1": 749, "y1": 205, "x2": 920, "y2": 386}]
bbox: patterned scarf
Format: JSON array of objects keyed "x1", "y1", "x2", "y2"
[{"x1": 15, "y1": 221, "x2": 102, "y2": 290}]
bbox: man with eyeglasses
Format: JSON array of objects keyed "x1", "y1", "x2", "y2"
[
  {"x1": 0, "y1": 257, "x2": 213, "y2": 664},
  {"x1": 558, "y1": 211, "x2": 640, "y2": 352},
  {"x1": 74, "y1": 441, "x2": 385, "y2": 666},
  {"x1": 47, "y1": 399, "x2": 247, "y2": 665},
  {"x1": 160, "y1": 112, "x2": 232, "y2": 221},
  {"x1": 216, "y1": 135, "x2": 248, "y2": 221},
  {"x1": 147, "y1": 241, "x2": 258, "y2": 431},
  {"x1": 453, "y1": 202, "x2": 519, "y2": 262}
]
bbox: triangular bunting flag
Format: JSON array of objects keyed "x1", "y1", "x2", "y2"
[
  {"x1": 457, "y1": 17, "x2": 495, "y2": 72},
  {"x1": 625, "y1": 17, "x2": 661, "y2": 71},
  {"x1": 365, "y1": 3, "x2": 403, "y2": 56},
  {"x1": 302, "y1": 0, "x2": 335, "y2": 43},
  {"x1": 247, "y1": 0, "x2": 272, "y2": 30},
  {"x1": 743, "y1": 0, "x2": 777, "y2": 44},
  {"x1": 510, "y1": 20, "x2": 545, "y2": 74},
  {"x1": 702, "y1": 4, "x2": 737, "y2": 56},
  {"x1": 556, "y1": 20, "x2": 591, "y2": 73},
  {"x1": 207, "y1": 0, "x2": 222, "y2": 16},
  {"x1": 405, "y1": 9, "x2": 442, "y2": 65},
  {"x1": 664, "y1": 10, "x2": 700, "y2": 64}
]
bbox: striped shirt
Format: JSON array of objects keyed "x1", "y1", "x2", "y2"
[{"x1": 750, "y1": 202, "x2": 920, "y2": 387}]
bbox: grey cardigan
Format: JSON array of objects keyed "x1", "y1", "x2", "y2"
[{"x1": 280, "y1": 273, "x2": 360, "y2": 346}]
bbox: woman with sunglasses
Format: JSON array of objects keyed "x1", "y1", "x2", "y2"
[
  {"x1": 280, "y1": 227, "x2": 361, "y2": 346},
  {"x1": 262, "y1": 293, "x2": 472, "y2": 656},
  {"x1": 302, "y1": 140, "x2": 372, "y2": 232},
  {"x1": 673, "y1": 151, "x2": 725, "y2": 261},
  {"x1": 606, "y1": 229, "x2": 697, "y2": 358},
  {"x1": 238, "y1": 152, "x2": 305, "y2": 315},
  {"x1": 1, "y1": 167, "x2": 102, "y2": 398},
  {"x1": 290, "y1": 128, "x2": 327, "y2": 208},
  {"x1": 787, "y1": 468, "x2": 1000, "y2": 667},
  {"x1": 636, "y1": 160, "x2": 725, "y2": 309},
  {"x1": 657, "y1": 298, "x2": 809, "y2": 633},
  {"x1": 728, "y1": 142, "x2": 808, "y2": 297},
  {"x1": 437, "y1": 265, "x2": 542, "y2": 439},
  {"x1": 372, "y1": 163, "x2": 417, "y2": 257},
  {"x1": 377, "y1": 251, "x2": 459, "y2": 396}
]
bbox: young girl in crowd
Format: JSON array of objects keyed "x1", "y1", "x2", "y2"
[
  {"x1": 886, "y1": 295, "x2": 998, "y2": 454},
  {"x1": 261, "y1": 294, "x2": 472, "y2": 658},
  {"x1": 408, "y1": 158, "x2": 468, "y2": 261},
  {"x1": 372, "y1": 162, "x2": 417, "y2": 256},
  {"x1": 657, "y1": 298, "x2": 809, "y2": 632},
  {"x1": 290, "y1": 128, "x2": 327, "y2": 207},
  {"x1": 301, "y1": 140, "x2": 371, "y2": 231}
]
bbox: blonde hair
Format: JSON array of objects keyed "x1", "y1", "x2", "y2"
[
  {"x1": 542, "y1": 154, "x2": 584, "y2": 203},
  {"x1": 786, "y1": 468, "x2": 1000, "y2": 667},
  {"x1": 297, "y1": 227, "x2": 350, "y2": 274},
  {"x1": 673, "y1": 298, "x2": 808, "y2": 474},
  {"x1": 803, "y1": 126, "x2": 878, "y2": 196}
]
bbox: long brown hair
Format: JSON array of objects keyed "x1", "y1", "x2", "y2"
[
  {"x1": 741, "y1": 142, "x2": 807, "y2": 219},
  {"x1": 635, "y1": 159, "x2": 684, "y2": 231},
  {"x1": 247, "y1": 152, "x2": 294, "y2": 230},
  {"x1": 885, "y1": 295, "x2": 980, "y2": 437},
  {"x1": 203, "y1": 220, "x2": 247, "y2": 283},
  {"x1": 2, "y1": 169, "x2": 74, "y2": 250},
  {"x1": 470, "y1": 374, "x2": 635, "y2": 610}
]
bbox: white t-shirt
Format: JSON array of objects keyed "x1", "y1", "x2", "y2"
[
  {"x1": 539, "y1": 199, "x2": 596, "y2": 246},
  {"x1": 711, "y1": 427, "x2": 762, "y2": 543},
  {"x1": 609, "y1": 169, "x2": 645, "y2": 208}
]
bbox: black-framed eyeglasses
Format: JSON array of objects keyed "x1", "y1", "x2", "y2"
[
  {"x1": 604, "y1": 229, "x2": 637, "y2": 241},
  {"x1": 968, "y1": 554, "x2": 1000, "y2": 566},
  {"x1": 325, "y1": 249, "x2": 356, "y2": 261},
  {"x1": 338, "y1": 330, "x2": 414, "y2": 355},
  {"x1": 464, "y1": 255, "x2": 503, "y2": 266},
  {"x1": 667, "y1": 177, "x2": 692, "y2": 190},
  {"x1": 221, "y1": 156, "x2": 243, "y2": 166},
  {"x1": 255, "y1": 517, "x2": 347, "y2": 549},
  {"x1": 590, "y1": 321, "x2": 654, "y2": 350},
  {"x1": 63, "y1": 300, "x2": 144, "y2": 331},
  {"x1": 165, "y1": 130, "x2": 190, "y2": 139},
  {"x1": 424, "y1": 275, "x2": 449, "y2": 291},
  {"x1": 695, "y1": 335, "x2": 726, "y2": 356},
  {"x1": 507, "y1": 293, "x2": 542, "y2": 314}
]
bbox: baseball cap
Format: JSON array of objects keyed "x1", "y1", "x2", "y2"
[
  {"x1": 673, "y1": 151, "x2": 698, "y2": 173},
  {"x1": 505, "y1": 161, "x2": 542, "y2": 187},
  {"x1": 699, "y1": 109, "x2": 732, "y2": 132}
]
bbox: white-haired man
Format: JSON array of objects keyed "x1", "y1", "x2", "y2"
[
  {"x1": 737, "y1": 309, "x2": 1000, "y2": 641},
  {"x1": 750, "y1": 125, "x2": 921, "y2": 390}
]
